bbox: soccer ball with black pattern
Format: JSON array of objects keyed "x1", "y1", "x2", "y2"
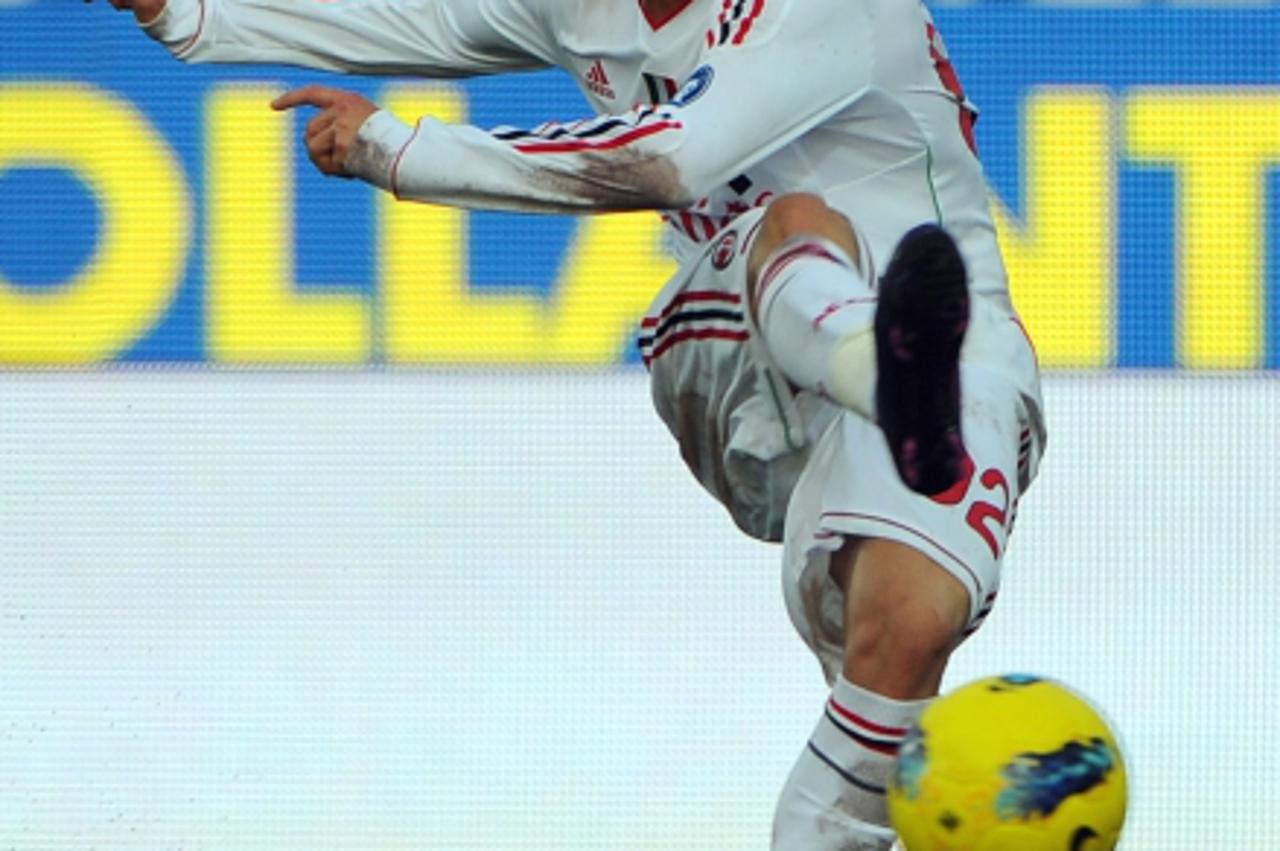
[{"x1": 887, "y1": 675, "x2": 1127, "y2": 850}]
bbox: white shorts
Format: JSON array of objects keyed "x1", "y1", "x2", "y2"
[
  {"x1": 642, "y1": 208, "x2": 1045, "y2": 684},
  {"x1": 782, "y1": 354, "x2": 1042, "y2": 684}
]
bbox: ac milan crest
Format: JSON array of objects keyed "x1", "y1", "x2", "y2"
[{"x1": 711, "y1": 229, "x2": 738, "y2": 270}]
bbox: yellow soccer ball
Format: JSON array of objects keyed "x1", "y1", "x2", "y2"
[{"x1": 888, "y1": 675, "x2": 1127, "y2": 851}]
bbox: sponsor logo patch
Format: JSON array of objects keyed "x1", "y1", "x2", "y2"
[{"x1": 672, "y1": 65, "x2": 714, "y2": 107}]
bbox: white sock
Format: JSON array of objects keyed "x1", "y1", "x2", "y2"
[
  {"x1": 771, "y1": 675, "x2": 931, "y2": 851},
  {"x1": 753, "y1": 235, "x2": 878, "y2": 418}
]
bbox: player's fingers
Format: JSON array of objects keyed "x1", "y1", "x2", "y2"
[
  {"x1": 329, "y1": 132, "x2": 355, "y2": 177},
  {"x1": 305, "y1": 125, "x2": 340, "y2": 175},
  {"x1": 271, "y1": 85, "x2": 338, "y2": 112},
  {"x1": 304, "y1": 109, "x2": 337, "y2": 142},
  {"x1": 305, "y1": 124, "x2": 337, "y2": 158}
]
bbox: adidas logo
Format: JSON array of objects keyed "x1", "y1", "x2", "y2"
[{"x1": 584, "y1": 60, "x2": 616, "y2": 99}]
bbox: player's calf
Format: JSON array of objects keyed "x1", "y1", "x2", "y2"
[
  {"x1": 836, "y1": 538, "x2": 970, "y2": 698},
  {"x1": 771, "y1": 538, "x2": 970, "y2": 851}
]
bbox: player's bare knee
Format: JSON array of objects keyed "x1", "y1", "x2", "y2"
[
  {"x1": 750, "y1": 193, "x2": 859, "y2": 265},
  {"x1": 843, "y1": 610, "x2": 890, "y2": 669},
  {"x1": 761, "y1": 192, "x2": 837, "y2": 231},
  {"x1": 746, "y1": 192, "x2": 861, "y2": 306},
  {"x1": 891, "y1": 602, "x2": 964, "y2": 664},
  {"x1": 848, "y1": 601, "x2": 958, "y2": 670}
]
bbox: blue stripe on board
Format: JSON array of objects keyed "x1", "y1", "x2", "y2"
[{"x1": 1116, "y1": 165, "x2": 1176, "y2": 368}]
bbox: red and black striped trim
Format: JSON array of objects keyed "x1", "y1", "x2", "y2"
[
  {"x1": 641, "y1": 327, "x2": 750, "y2": 365},
  {"x1": 706, "y1": 0, "x2": 768, "y2": 47},
  {"x1": 641, "y1": 308, "x2": 744, "y2": 346},
  {"x1": 513, "y1": 121, "x2": 681, "y2": 154},
  {"x1": 492, "y1": 108, "x2": 659, "y2": 142},
  {"x1": 643, "y1": 289, "x2": 742, "y2": 327},
  {"x1": 1017, "y1": 427, "x2": 1033, "y2": 475},
  {"x1": 825, "y1": 699, "x2": 907, "y2": 757},
  {"x1": 827, "y1": 699, "x2": 910, "y2": 738},
  {"x1": 638, "y1": 290, "x2": 747, "y2": 365},
  {"x1": 489, "y1": 108, "x2": 683, "y2": 155}
]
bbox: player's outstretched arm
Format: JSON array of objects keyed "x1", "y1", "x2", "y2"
[
  {"x1": 274, "y1": 80, "x2": 681, "y2": 212},
  {"x1": 282, "y1": 0, "x2": 867, "y2": 215},
  {"x1": 89, "y1": 0, "x2": 554, "y2": 79}
]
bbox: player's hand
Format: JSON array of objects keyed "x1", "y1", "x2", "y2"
[
  {"x1": 87, "y1": 0, "x2": 168, "y2": 25},
  {"x1": 271, "y1": 85, "x2": 380, "y2": 179}
]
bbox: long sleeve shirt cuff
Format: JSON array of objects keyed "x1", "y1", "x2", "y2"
[
  {"x1": 140, "y1": 0, "x2": 203, "y2": 54},
  {"x1": 346, "y1": 110, "x2": 418, "y2": 195}
]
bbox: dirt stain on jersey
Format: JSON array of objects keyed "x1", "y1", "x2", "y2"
[{"x1": 534, "y1": 149, "x2": 684, "y2": 211}]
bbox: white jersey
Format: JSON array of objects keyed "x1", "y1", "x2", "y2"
[
  {"x1": 145, "y1": 0, "x2": 1044, "y2": 563},
  {"x1": 144, "y1": 0, "x2": 1047, "y2": 662},
  {"x1": 144, "y1": 0, "x2": 1011, "y2": 304}
]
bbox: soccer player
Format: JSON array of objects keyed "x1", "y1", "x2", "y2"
[{"x1": 96, "y1": 0, "x2": 1045, "y2": 847}]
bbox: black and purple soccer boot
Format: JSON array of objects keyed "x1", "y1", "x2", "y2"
[{"x1": 874, "y1": 224, "x2": 971, "y2": 497}]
